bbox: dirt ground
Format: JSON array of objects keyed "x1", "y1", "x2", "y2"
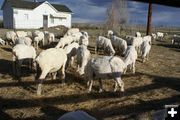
[{"x1": 0, "y1": 28, "x2": 180, "y2": 120}]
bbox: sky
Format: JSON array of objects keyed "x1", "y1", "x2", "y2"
[{"x1": 0, "y1": 0, "x2": 180, "y2": 26}]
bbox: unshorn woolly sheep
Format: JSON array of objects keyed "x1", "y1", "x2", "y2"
[
  {"x1": 77, "y1": 45, "x2": 91, "y2": 75},
  {"x1": 85, "y1": 56, "x2": 126, "y2": 93},
  {"x1": 35, "y1": 48, "x2": 67, "y2": 95}
]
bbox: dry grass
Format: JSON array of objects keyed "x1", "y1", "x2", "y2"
[{"x1": 0, "y1": 27, "x2": 179, "y2": 120}]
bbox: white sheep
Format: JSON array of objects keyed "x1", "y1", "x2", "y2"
[
  {"x1": 33, "y1": 31, "x2": 45, "y2": 49},
  {"x1": 111, "y1": 35, "x2": 127, "y2": 55},
  {"x1": 64, "y1": 42, "x2": 79, "y2": 68},
  {"x1": 77, "y1": 45, "x2": 91, "y2": 75},
  {"x1": 172, "y1": 35, "x2": 180, "y2": 46},
  {"x1": 15, "y1": 37, "x2": 32, "y2": 46},
  {"x1": 71, "y1": 32, "x2": 83, "y2": 43},
  {"x1": 0, "y1": 38, "x2": 5, "y2": 45},
  {"x1": 35, "y1": 48, "x2": 67, "y2": 95},
  {"x1": 107, "y1": 30, "x2": 114, "y2": 38},
  {"x1": 156, "y1": 32, "x2": 164, "y2": 41},
  {"x1": 125, "y1": 35, "x2": 134, "y2": 45},
  {"x1": 12, "y1": 44, "x2": 36, "y2": 79},
  {"x1": 132, "y1": 36, "x2": 143, "y2": 54},
  {"x1": 85, "y1": 56, "x2": 126, "y2": 93},
  {"x1": 141, "y1": 40, "x2": 151, "y2": 62},
  {"x1": 44, "y1": 31, "x2": 55, "y2": 45},
  {"x1": 124, "y1": 45, "x2": 138, "y2": 74},
  {"x1": 79, "y1": 35, "x2": 89, "y2": 46},
  {"x1": 65, "y1": 28, "x2": 80, "y2": 36},
  {"x1": 151, "y1": 33, "x2": 157, "y2": 40},
  {"x1": 81, "y1": 31, "x2": 89, "y2": 38},
  {"x1": 6, "y1": 31, "x2": 17, "y2": 45},
  {"x1": 136, "y1": 32, "x2": 141, "y2": 37},
  {"x1": 143, "y1": 35, "x2": 152, "y2": 44},
  {"x1": 16, "y1": 31, "x2": 28, "y2": 38},
  {"x1": 96, "y1": 36, "x2": 115, "y2": 56},
  {"x1": 55, "y1": 36, "x2": 74, "y2": 48}
]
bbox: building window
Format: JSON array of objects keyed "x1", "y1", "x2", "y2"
[
  {"x1": 24, "y1": 14, "x2": 28, "y2": 20},
  {"x1": 51, "y1": 18, "x2": 54, "y2": 23}
]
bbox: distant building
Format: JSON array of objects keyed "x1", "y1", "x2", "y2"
[{"x1": 1, "y1": 0, "x2": 72, "y2": 29}]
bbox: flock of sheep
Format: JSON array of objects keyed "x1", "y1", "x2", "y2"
[{"x1": 0, "y1": 28, "x2": 179, "y2": 96}]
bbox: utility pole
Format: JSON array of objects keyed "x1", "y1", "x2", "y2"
[{"x1": 146, "y1": 3, "x2": 152, "y2": 35}]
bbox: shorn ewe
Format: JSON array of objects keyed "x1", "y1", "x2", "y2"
[
  {"x1": 85, "y1": 56, "x2": 126, "y2": 93},
  {"x1": 35, "y1": 48, "x2": 67, "y2": 95},
  {"x1": 6, "y1": 31, "x2": 17, "y2": 45},
  {"x1": 64, "y1": 42, "x2": 79, "y2": 68},
  {"x1": 111, "y1": 35, "x2": 127, "y2": 56},
  {"x1": 172, "y1": 35, "x2": 180, "y2": 46},
  {"x1": 33, "y1": 31, "x2": 45, "y2": 49},
  {"x1": 141, "y1": 40, "x2": 151, "y2": 62},
  {"x1": 12, "y1": 44, "x2": 36, "y2": 79},
  {"x1": 0, "y1": 38, "x2": 5, "y2": 45},
  {"x1": 55, "y1": 36, "x2": 74, "y2": 48},
  {"x1": 77, "y1": 45, "x2": 91, "y2": 75},
  {"x1": 96, "y1": 36, "x2": 115, "y2": 56},
  {"x1": 124, "y1": 45, "x2": 138, "y2": 74},
  {"x1": 156, "y1": 32, "x2": 164, "y2": 41},
  {"x1": 65, "y1": 28, "x2": 80, "y2": 36},
  {"x1": 15, "y1": 37, "x2": 32, "y2": 46},
  {"x1": 107, "y1": 30, "x2": 127, "y2": 55}
]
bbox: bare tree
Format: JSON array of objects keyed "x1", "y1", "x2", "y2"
[{"x1": 106, "y1": 0, "x2": 128, "y2": 30}]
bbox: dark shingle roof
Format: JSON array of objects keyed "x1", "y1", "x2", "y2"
[{"x1": 2, "y1": 0, "x2": 72, "y2": 13}]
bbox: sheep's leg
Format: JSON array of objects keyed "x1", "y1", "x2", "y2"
[
  {"x1": 98, "y1": 79, "x2": 103, "y2": 93},
  {"x1": 114, "y1": 81, "x2": 118, "y2": 92},
  {"x1": 117, "y1": 77, "x2": 124, "y2": 92},
  {"x1": 132, "y1": 62, "x2": 136, "y2": 74},
  {"x1": 61, "y1": 61, "x2": 66, "y2": 84},
  {"x1": 88, "y1": 80, "x2": 93, "y2": 93},
  {"x1": 37, "y1": 69, "x2": 49, "y2": 95},
  {"x1": 36, "y1": 41, "x2": 39, "y2": 49},
  {"x1": 51, "y1": 72, "x2": 57, "y2": 80},
  {"x1": 12, "y1": 56, "x2": 16, "y2": 77},
  {"x1": 17, "y1": 60, "x2": 23, "y2": 80},
  {"x1": 70, "y1": 57, "x2": 74, "y2": 67}
]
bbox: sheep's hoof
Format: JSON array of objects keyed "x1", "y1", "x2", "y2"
[
  {"x1": 37, "y1": 91, "x2": 41, "y2": 96},
  {"x1": 99, "y1": 89, "x2": 103, "y2": 93}
]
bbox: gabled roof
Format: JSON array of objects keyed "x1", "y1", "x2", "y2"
[{"x1": 1, "y1": 0, "x2": 72, "y2": 13}]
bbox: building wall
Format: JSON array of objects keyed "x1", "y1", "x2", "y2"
[
  {"x1": 12, "y1": 2, "x2": 71, "y2": 29},
  {"x1": 3, "y1": 3, "x2": 14, "y2": 29}
]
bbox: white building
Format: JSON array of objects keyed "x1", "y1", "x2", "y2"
[{"x1": 1, "y1": 0, "x2": 72, "y2": 29}]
